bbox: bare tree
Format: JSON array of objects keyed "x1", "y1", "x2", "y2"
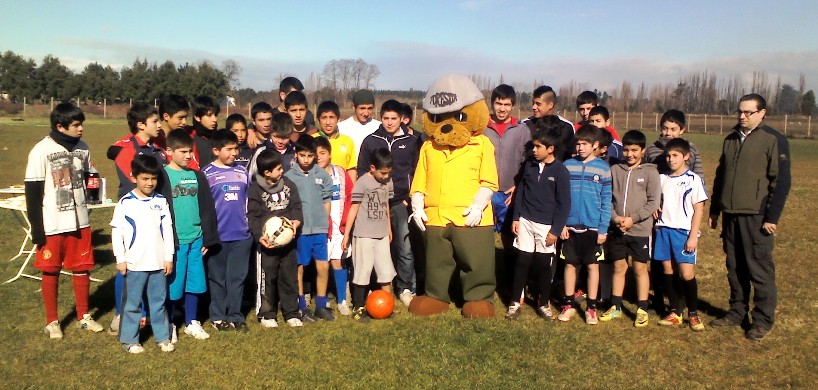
[{"x1": 221, "y1": 59, "x2": 242, "y2": 91}]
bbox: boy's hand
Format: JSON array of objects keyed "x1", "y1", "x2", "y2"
[
  {"x1": 708, "y1": 215, "x2": 719, "y2": 229},
  {"x1": 290, "y1": 219, "x2": 301, "y2": 230},
  {"x1": 259, "y1": 236, "x2": 274, "y2": 249},
  {"x1": 201, "y1": 246, "x2": 208, "y2": 255},
  {"x1": 560, "y1": 227, "x2": 570, "y2": 240},
  {"x1": 342, "y1": 235, "x2": 350, "y2": 252},
  {"x1": 620, "y1": 217, "x2": 634, "y2": 232},
  {"x1": 163, "y1": 261, "x2": 173, "y2": 276},
  {"x1": 503, "y1": 186, "x2": 515, "y2": 206},
  {"x1": 685, "y1": 236, "x2": 699, "y2": 253},
  {"x1": 597, "y1": 233, "x2": 607, "y2": 245},
  {"x1": 389, "y1": 229, "x2": 393, "y2": 243},
  {"x1": 653, "y1": 207, "x2": 662, "y2": 220},
  {"x1": 247, "y1": 129, "x2": 259, "y2": 148},
  {"x1": 511, "y1": 221, "x2": 519, "y2": 235},
  {"x1": 116, "y1": 262, "x2": 127, "y2": 275},
  {"x1": 545, "y1": 232, "x2": 558, "y2": 247}
]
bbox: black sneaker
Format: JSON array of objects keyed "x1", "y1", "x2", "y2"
[
  {"x1": 352, "y1": 307, "x2": 371, "y2": 323},
  {"x1": 710, "y1": 316, "x2": 742, "y2": 327},
  {"x1": 230, "y1": 322, "x2": 249, "y2": 333},
  {"x1": 211, "y1": 320, "x2": 232, "y2": 332},
  {"x1": 300, "y1": 310, "x2": 318, "y2": 323},
  {"x1": 314, "y1": 307, "x2": 336, "y2": 321},
  {"x1": 746, "y1": 326, "x2": 770, "y2": 341}
]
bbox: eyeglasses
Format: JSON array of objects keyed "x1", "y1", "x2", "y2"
[{"x1": 735, "y1": 110, "x2": 760, "y2": 117}]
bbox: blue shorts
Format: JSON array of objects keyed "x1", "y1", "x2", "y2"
[
  {"x1": 296, "y1": 233, "x2": 329, "y2": 266},
  {"x1": 168, "y1": 236, "x2": 207, "y2": 300},
  {"x1": 653, "y1": 227, "x2": 696, "y2": 264}
]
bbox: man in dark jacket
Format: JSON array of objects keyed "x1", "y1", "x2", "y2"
[{"x1": 708, "y1": 94, "x2": 791, "y2": 341}]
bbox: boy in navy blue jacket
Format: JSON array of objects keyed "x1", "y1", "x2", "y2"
[{"x1": 506, "y1": 123, "x2": 571, "y2": 320}]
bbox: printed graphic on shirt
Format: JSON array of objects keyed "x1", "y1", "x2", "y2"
[
  {"x1": 172, "y1": 178, "x2": 199, "y2": 198},
  {"x1": 261, "y1": 186, "x2": 293, "y2": 212},
  {"x1": 48, "y1": 151, "x2": 86, "y2": 211}
]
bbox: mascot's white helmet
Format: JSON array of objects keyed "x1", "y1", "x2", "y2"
[{"x1": 263, "y1": 216, "x2": 295, "y2": 247}]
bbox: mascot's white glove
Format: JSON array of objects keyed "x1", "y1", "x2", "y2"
[
  {"x1": 410, "y1": 192, "x2": 428, "y2": 231},
  {"x1": 462, "y1": 187, "x2": 494, "y2": 227}
]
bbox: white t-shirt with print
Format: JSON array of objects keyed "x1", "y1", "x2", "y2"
[
  {"x1": 657, "y1": 170, "x2": 708, "y2": 231},
  {"x1": 338, "y1": 116, "x2": 381, "y2": 161}
]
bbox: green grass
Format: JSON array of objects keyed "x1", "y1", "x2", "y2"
[{"x1": 0, "y1": 119, "x2": 815, "y2": 387}]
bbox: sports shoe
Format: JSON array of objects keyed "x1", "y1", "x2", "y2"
[
  {"x1": 171, "y1": 325, "x2": 178, "y2": 344},
  {"x1": 538, "y1": 305, "x2": 554, "y2": 320},
  {"x1": 44, "y1": 320, "x2": 63, "y2": 339},
  {"x1": 337, "y1": 300, "x2": 351, "y2": 316},
  {"x1": 286, "y1": 318, "x2": 303, "y2": 327},
  {"x1": 108, "y1": 314, "x2": 120, "y2": 335},
  {"x1": 505, "y1": 302, "x2": 522, "y2": 320},
  {"x1": 689, "y1": 315, "x2": 705, "y2": 332},
  {"x1": 184, "y1": 320, "x2": 211, "y2": 339},
  {"x1": 259, "y1": 318, "x2": 278, "y2": 328},
  {"x1": 300, "y1": 310, "x2": 318, "y2": 323},
  {"x1": 399, "y1": 289, "x2": 415, "y2": 307},
  {"x1": 585, "y1": 308, "x2": 599, "y2": 325},
  {"x1": 78, "y1": 314, "x2": 104, "y2": 332},
  {"x1": 658, "y1": 312, "x2": 683, "y2": 326},
  {"x1": 158, "y1": 340, "x2": 175, "y2": 352},
  {"x1": 710, "y1": 316, "x2": 741, "y2": 327},
  {"x1": 211, "y1": 320, "x2": 231, "y2": 332},
  {"x1": 231, "y1": 322, "x2": 249, "y2": 333},
  {"x1": 352, "y1": 307, "x2": 371, "y2": 323},
  {"x1": 634, "y1": 308, "x2": 650, "y2": 328},
  {"x1": 557, "y1": 306, "x2": 576, "y2": 322},
  {"x1": 600, "y1": 306, "x2": 622, "y2": 322},
  {"x1": 125, "y1": 343, "x2": 145, "y2": 354},
  {"x1": 314, "y1": 307, "x2": 336, "y2": 321},
  {"x1": 746, "y1": 326, "x2": 770, "y2": 341}
]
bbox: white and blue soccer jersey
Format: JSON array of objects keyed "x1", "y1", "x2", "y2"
[
  {"x1": 110, "y1": 191, "x2": 174, "y2": 271},
  {"x1": 656, "y1": 170, "x2": 708, "y2": 231}
]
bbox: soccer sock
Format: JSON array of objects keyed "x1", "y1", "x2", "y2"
[
  {"x1": 662, "y1": 274, "x2": 681, "y2": 314},
  {"x1": 184, "y1": 293, "x2": 198, "y2": 325},
  {"x1": 333, "y1": 268, "x2": 348, "y2": 303},
  {"x1": 511, "y1": 251, "x2": 534, "y2": 305},
  {"x1": 612, "y1": 296, "x2": 624, "y2": 311},
  {"x1": 533, "y1": 253, "x2": 554, "y2": 307},
  {"x1": 114, "y1": 272, "x2": 124, "y2": 316},
  {"x1": 587, "y1": 297, "x2": 598, "y2": 310},
  {"x1": 352, "y1": 284, "x2": 367, "y2": 309},
  {"x1": 683, "y1": 277, "x2": 699, "y2": 316},
  {"x1": 41, "y1": 272, "x2": 59, "y2": 323},
  {"x1": 298, "y1": 295, "x2": 307, "y2": 311},
  {"x1": 316, "y1": 295, "x2": 328, "y2": 310},
  {"x1": 637, "y1": 300, "x2": 649, "y2": 311},
  {"x1": 564, "y1": 294, "x2": 575, "y2": 308},
  {"x1": 72, "y1": 272, "x2": 91, "y2": 320}
]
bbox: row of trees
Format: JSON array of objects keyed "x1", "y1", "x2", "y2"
[{"x1": 0, "y1": 51, "x2": 230, "y2": 104}]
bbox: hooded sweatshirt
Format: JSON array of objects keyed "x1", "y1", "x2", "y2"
[
  {"x1": 609, "y1": 162, "x2": 661, "y2": 237},
  {"x1": 247, "y1": 173, "x2": 303, "y2": 241}
]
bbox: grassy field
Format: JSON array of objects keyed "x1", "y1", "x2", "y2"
[{"x1": 0, "y1": 118, "x2": 815, "y2": 388}]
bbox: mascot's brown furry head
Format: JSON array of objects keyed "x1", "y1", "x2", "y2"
[{"x1": 422, "y1": 74, "x2": 490, "y2": 148}]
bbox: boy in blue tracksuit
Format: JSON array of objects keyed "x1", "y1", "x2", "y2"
[{"x1": 557, "y1": 124, "x2": 612, "y2": 325}]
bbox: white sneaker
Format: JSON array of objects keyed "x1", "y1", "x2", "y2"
[
  {"x1": 171, "y1": 325, "x2": 178, "y2": 344},
  {"x1": 158, "y1": 340, "x2": 175, "y2": 352},
  {"x1": 107, "y1": 314, "x2": 120, "y2": 335},
  {"x1": 44, "y1": 320, "x2": 63, "y2": 339},
  {"x1": 337, "y1": 300, "x2": 351, "y2": 316},
  {"x1": 183, "y1": 320, "x2": 211, "y2": 339},
  {"x1": 125, "y1": 343, "x2": 145, "y2": 354},
  {"x1": 538, "y1": 305, "x2": 554, "y2": 320},
  {"x1": 399, "y1": 289, "x2": 415, "y2": 307},
  {"x1": 260, "y1": 318, "x2": 279, "y2": 328},
  {"x1": 286, "y1": 318, "x2": 303, "y2": 327},
  {"x1": 505, "y1": 302, "x2": 522, "y2": 319},
  {"x1": 78, "y1": 314, "x2": 104, "y2": 332}
]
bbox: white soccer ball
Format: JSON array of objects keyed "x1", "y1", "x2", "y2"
[{"x1": 262, "y1": 216, "x2": 295, "y2": 248}]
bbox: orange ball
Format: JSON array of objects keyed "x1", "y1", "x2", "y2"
[{"x1": 365, "y1": 290, "x2": 395, "y2": 319}]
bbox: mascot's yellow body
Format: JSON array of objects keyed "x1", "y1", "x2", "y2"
[{"x1": 408, "y1": 74, "x2": 499, "y2": 318}]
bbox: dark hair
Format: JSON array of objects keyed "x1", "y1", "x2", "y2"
[
  {"x1": 370, "y1": 148, "x2": 393, "y2": 170},
  {"x1": 532, "y1": 85, "x2": 556, "y2": 103},
  {"x1": 589, "y1": 105, "x2": 610, "y2": 121},
  {"x1": 294, "y1": 134, "x2": 317, "y2": 153},
  {"x1": 598, "y1": 128, "x2": 613, "y2": 149},
  {"x1": 50, "y1": 102, "x2": 85, "y2": 132},
  {"x1": 314, "y1": 135, "x2": 332, "y2": 153},
  {"x1": 317, "y1": 101, "x2": 340, "y2": 118},
  {"x1": 491, "y1": 84, "x2": 516, "y2": 106},
  {"x1": 159, "y1": 94, "x2": 188, "y2": 117},
  {"x1": 279, "y1": 77, "x2": 304, "y2": 94},
  {"x1": 191, "y1": 96, "x2": 220, "y2": 118},
  {"x1": 575, "y1": 124, "x2": 601, "y2": 144},
  {"x1": 271, "y1": 112, "x2": 293, "y2": 137},
  {"x1": 166, "y1": 128, "x2": 194, "y2": 150},
  {"x1": 211, "y1": 129, "x2": 239, "y2": 150},
  {"x1": 131, "y1": 153, "x2": 162, "y2": 178},
  {"x1": 380, "y1": 99, "x2": 402, "y2": 117},
  {"x1": 665, "y1": 137, "x2": 690, "y2": 155},
  {"x1": 256, "y1": 148, "x2": 283, "y2": 174},
  {"x1": 576, "y1": 90, "x2": 599, "y2": 107},
  {"x1": 225, "y1": 113, "x2": 247, "y2": 132},
  {"x1": 251, "y1": 102, "x2": 274, "y2": 120},
  {"x1": 660, "y1": 109, "x2": 686, "y2": 129},
  {"x1": 127, "y1": 102, "x2": 158, "y2": 134},
  {"x1": 621, "y1": 130, "x2": 647, "y2": 148},
  {"x1": 739, "y1": 93, "x2": 767, "y2": 111},
  {"x1": 532, "y1": 128, "x2": 559, "y2": 148},
  {"x1": 284, "y1": 91, "x2": 307, "y2": 110},
  {"x1": 399, "y1": 103, "x2": 414, "y2": 123},
  {"x1": 534, "y1": 115, "x2": 565, "y2": 134}
]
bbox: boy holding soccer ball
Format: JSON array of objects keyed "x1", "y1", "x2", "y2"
[{"x1": 247, "y1": 149, "x2": 304, "y2": 327}]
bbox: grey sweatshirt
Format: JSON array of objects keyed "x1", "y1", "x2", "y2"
[{"x1": 609, "y1": 162, "x2": 661, "y2": 237}]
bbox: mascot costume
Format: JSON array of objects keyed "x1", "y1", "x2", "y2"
[{"x1": 407, "y1": 74, "x2": 499, "y2": 318}]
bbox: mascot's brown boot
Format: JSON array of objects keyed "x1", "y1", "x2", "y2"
[
  {"x1": 408, "y1": 296, "x2": 450, "y2": 316},
  {"x1": 462, "y1": 300, "x2": 496, "y2": 318}
]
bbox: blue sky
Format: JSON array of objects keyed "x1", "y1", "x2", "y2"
[{"x1": 2, "y1": 0, "x2": 816, "y2": 93}]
